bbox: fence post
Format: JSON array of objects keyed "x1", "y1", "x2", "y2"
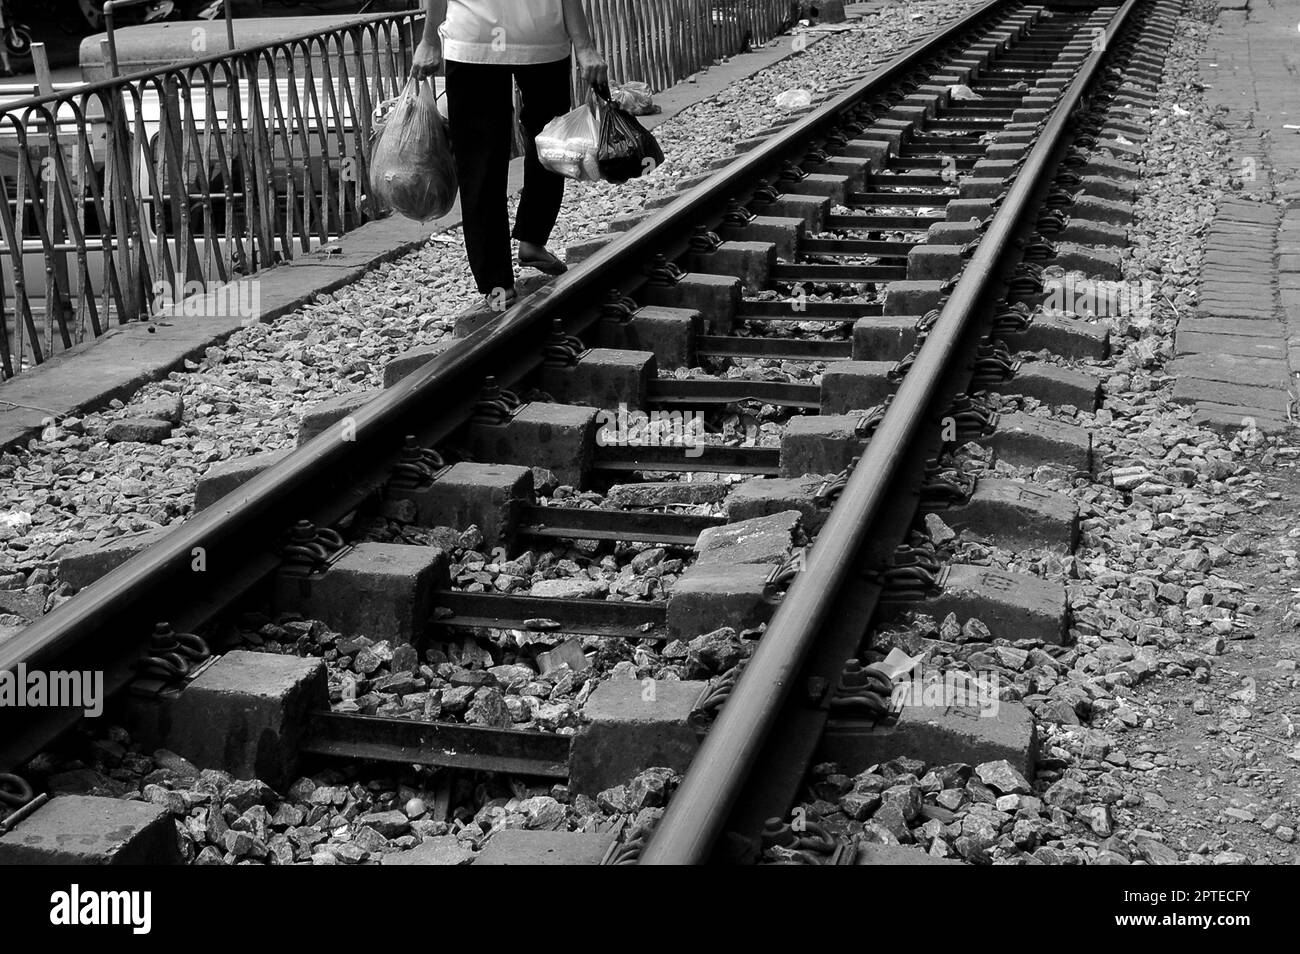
[{"x1": 32, "y1": 43, "x2": 76, "y2": 348}]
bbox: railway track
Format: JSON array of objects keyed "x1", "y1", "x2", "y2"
[{"x1": 0, "y1": 0, "x2": 1181, "y2": 865}]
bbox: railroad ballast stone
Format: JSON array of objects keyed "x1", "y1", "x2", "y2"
[{"x1": 0, "y1": 794, "x2": 182, "y2": 865}]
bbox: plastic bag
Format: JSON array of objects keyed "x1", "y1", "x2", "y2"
[
  {"x1": 509, "y1": 80, "x2": 527, "y2": 161},
  {"x1": 536, "y1": 95, "x2": 603, "y2": 181},
  {"x1": 775, "y1": 87, "x2": 812, "y2": 111},
  {"x1": 596, "y1": 95, "x2": 664, "y2": 184},
  {"x1": 610, "y1": 81, "x2": 659, "y2": 116},
  {"x1": 369, "y1": 78, "x2": 458, "y2": 221}
]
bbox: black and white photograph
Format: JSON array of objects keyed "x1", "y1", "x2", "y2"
[{"x1": 0, "y1": 0, "x2": 1290, "y2": 920}]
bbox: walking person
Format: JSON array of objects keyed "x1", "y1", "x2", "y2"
[{"x1": 411, "y1": 0, "x2": 609, "y2": 310}]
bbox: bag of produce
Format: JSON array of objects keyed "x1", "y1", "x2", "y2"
[
  {"x1": 369, "y1": 78, "x2": 458, "y2": 221},
  {"x1": 535, "y1": 92, "x2": 603, "y2": 181}
]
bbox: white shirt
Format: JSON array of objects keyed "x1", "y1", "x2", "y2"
[{"x1": 439, "y1": 0, "x2": 572, "y2": 65}]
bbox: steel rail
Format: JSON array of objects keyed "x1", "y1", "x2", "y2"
[
  {"x1": 640, "y1": 0, "x2": 1143, "y2": 865},
  {"x1": 0, "y1": 0, "x2": 1010, "y2": 771}
]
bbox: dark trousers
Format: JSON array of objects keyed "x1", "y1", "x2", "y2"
[{"x1": 445, "y1": 57, "x2": 572, "y2": 295}]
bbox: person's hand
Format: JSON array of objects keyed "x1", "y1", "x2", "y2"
[
  {"x1": 410, "y1": 37, "x2": 442, "y2": 80},
  {"x1": 575, "y1": 46, "x2": 608, "y2": 92}
]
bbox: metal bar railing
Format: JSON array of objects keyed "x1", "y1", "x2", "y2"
[
  {"x1": 0, "y1": 9, "x2": 420, "y2": 381},
  {"x1": 571, "y1": 0, "x2": 796, "y2": 102}
]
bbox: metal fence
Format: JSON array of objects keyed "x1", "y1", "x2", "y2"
[
  {"x1": 0, "y1": 11, "x2": 419, "y2": 380},
  {"x1": 579, "y1": 0, "x2": 799, "y2": 95},
  {"x1": 0, "y1": 1, "x2": 799, "y2": 381}
]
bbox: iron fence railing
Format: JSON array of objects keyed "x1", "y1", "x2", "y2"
[
  {"x1": 577, "y1": 0, "x2": 798, "y2": 98},
  {"x1": 0, "y1": 1, "x2": 800, "y2": 381},
  {"x1": 0, "y1": 10, "x2": 419, "y2": 380}
]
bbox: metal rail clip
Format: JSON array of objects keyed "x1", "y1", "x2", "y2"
[
  {"x1": 689, "y1": 224, "x2": 724, "y2": 254},
  {"x1": 972, "y1": 339, "x2": 1018, "y2": 386},
  {"x1": 471, "y1": 376, "x2": 524, "y2": 426},
  {"x1": 944, "y1": 392, "x2": 1000, "y2": 441},
  {"x1": 388, "y1": 436, "x2": 451, "y2": 492},
  {"x1": 280, "y1": 520, "x2": 347, "y2": 576},
  {"x1": 645, "y1": 253, "x2": 686, "y2": 286},
  {"x1": 132, "y1": 621, "x2": 214, "y2": 693},
  {"x1": 600, "y1": 288, "x2": 640, "y2": 325},
  {"x1": 828, "y1": 658, "x2": 895, "y2": 718},
  {"x1": 920, "y1": 458, "x2": 977, "y2": 510},
  {"x1": 874, "y1": 538, "x2": 945, "y2": 602},
  {"x1": 543, "y1": 319, "x2": 587, "y2": 368},
  {"x1": 723, "y1": 199, "x2": 757, "y2": 228},
  {"x1": 992, "y1": 301, "x2": 1034, "y2": 336},
  {"x1": 760, "y1": 816, "x2": 838, "y2": 865}
]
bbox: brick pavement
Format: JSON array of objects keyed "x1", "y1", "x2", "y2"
[{"x1": 1174, "y1": 0, "x2": 1300, "y2": 432}]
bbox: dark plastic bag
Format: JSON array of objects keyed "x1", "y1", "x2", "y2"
[
  {"x1": 595, "y1": 87, "x2": 664, "y2": 184},
  {"x1": 369, "y1": 78, "x2": 458, "y2": 221},
  {"x1": 509, "y1": 80, "x2": 527, "y2": 161}
]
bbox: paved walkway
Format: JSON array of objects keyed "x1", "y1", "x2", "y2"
[{"x1": 1175, "y1": 0, "x2": 1300, "y2": 432}]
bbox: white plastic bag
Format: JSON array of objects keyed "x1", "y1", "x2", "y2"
[
  {"x1": 536, "y1": 95, "x2": 603, "y2": 181},
  {"x1": 775, "y1": 88, "x2": 812, "y2": 111},
  {"x1": 369, "y1": 78, "x2": 458, "y2": 221},
  {"x1": 611, "y1": 81, "x2": 658, "y2": 116}
]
